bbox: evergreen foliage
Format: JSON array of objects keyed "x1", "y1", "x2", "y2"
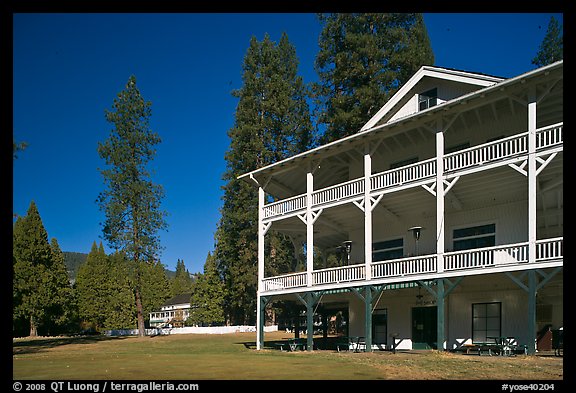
[
  {"x1": 532, "y1": 16, "x2": 563, "y2": 67},
  {"x1": 314, "y1": 13, "x2": 434, "y2": 143},
  {"x1": 187, "y1": 252, "x2": 226, "y2": 326},
  {"x1": 171, "y1": 259, "x2": 193, "y2": 296},
  {"x1": 97, "y1": 75, "x2": 168, "y2": 336},
  {"x1": 215, "y1": 33, "x2": 313, "y2": 325},
  {"x1": 13, "y1": 201, "x2": 74, "y2": 336},
  {"x1": 140, "y1": 259, "x2": 172, "y2": 320},
  {"x1": 75, "y1": 242, "x2": 171, "y2": 331},
  {"x1": 75, "y1": 242, "x2": 111, "y2": 330}
]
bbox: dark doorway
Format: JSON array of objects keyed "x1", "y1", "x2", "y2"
[
  {"x1": 372, "y1": 309, "x2": 388, "y2": 345},
  {"x1": 412, "y1": 306, "x2": 437, "y2": 349}
]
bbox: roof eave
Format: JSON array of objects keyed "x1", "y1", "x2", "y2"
[{"x1": 238, "y1": 60, "x2": 562, "y2": 184}]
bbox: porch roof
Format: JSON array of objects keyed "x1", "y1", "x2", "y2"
[{"x1": 238, "y1": 60, "x2": 563, "y2": 188}]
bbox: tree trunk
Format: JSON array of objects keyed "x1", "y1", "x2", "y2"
[
  {"x1": 135, "y1": 286, "x2": 146, "y2": 337},
  {"x1": 29, "y1": 315, "x2": 37, "y2": 337}
]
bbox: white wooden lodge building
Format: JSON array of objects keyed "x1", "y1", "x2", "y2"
[
  {"x1": 239, "y1": 61, "x2": 563, "y2": 353},
  {"x1": 149, "y1": 293, "x2": 192, "y2": 328}
]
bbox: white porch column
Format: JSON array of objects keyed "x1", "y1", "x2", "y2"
[
  {"x1": 306, "y1": 171, "x2": 314, "y2": 286},
  {"x1": 256, "y1": 186, "x2": 265, "y2": 350},
  {"x1": 528, "y1": 91, "x2": 537, "y2": 263},
  {"x1": 364, "y1": 150, "x2": 372, "y2": 280},
  {"x1": 436, "y1": 131, "x2": 445, "y2": 272},
  {"x1": 258, "y1": 187, "x2": 266, "y2": 291}
]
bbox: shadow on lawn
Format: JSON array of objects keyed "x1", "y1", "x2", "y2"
[
  {"x1": 239, "y1": 336, "x2": 347, "y2": 351},
  {"x1": 13, "y1": 335, "x2": 127, "y2": 355}
]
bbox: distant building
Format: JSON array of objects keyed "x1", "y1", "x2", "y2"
[{"x1": 149, "y1": 293, "x2": 192, "y2": 328}]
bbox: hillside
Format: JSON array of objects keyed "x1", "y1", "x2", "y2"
[{"x1": 63, "y1": 251, "x2": 183, "y2": 283}]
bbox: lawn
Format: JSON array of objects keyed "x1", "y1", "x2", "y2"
[{"x1": 13, "y1": 331, "x2": 563, "y2": 381}]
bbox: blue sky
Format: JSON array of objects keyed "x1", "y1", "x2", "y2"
[{"x1": 12, "y1": 13, "x2": 563, "y2": 274}]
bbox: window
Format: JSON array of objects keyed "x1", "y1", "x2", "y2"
[
  {"x1": 453, "y1": 224, "x2": 495, "y2": 251},
  {"x1": 419, "y1": 88, "x2": 438, "y2": 111},
  {"x1": 373, "y1": 238, "x2": 404, "y2": 261},
  {"x1": 472, "y1": 302, "x2": 501, "y2": 343}
]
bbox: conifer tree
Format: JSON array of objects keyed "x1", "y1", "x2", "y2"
[
  {"x1": 104, "y1": 252, "x2": 138, "y2": 329},
  {"x1": 215, "y1": 33, "x2": 313, "y2": 325},
  {"x1": 188, "y1": 252, "x2": 225, "y2": 326},
  {"x1": 140, "y1": 259, "x2": 171, "y2": 322},
  {"x1": 44, "y1": 238, "x2": 76, "y2": 334},
  {"x1": 97, "y1": 75, "x2": 168, "y2": 336},
  {"x1": 314, "y1": 13, "x2": 435, "y2": 143},
  {"x1": 532, "y1": 16, "x2": 563, "y2": 67},
  {"x1": 76, "y1": 241, "x2": 114, "y2": 330},
  {"x1": 171, "y1": 259, "x2": 193, "y2": 297},
  {"x1": 13, "y1": 201, "x2": 71, "y2": 336}
]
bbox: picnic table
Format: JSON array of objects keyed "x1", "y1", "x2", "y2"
[
  {"x1": 336, "y1": 336, "x2": 365, "y2": 352},
  {"x1": 275, "y1": 338, "x2": 308, "y2": 351},
  {"x1": 480, "y1": 336, "x2": 526, "y2": 356},
  {"x1": 289, "y1": 338, "x2": 307, "y2": 351}
]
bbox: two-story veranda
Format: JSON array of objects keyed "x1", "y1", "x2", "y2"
[{"x1": 240, "y1": 61, "x2": 563, "y2": 354}]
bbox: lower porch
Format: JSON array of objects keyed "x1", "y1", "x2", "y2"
[{"x1": 256, "y1": 267, "x2": 563, "y2": 355}]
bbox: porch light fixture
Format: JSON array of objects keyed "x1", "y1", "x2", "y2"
[
  {"x1": 408, "y1": 226, "x2": 423, "y2": 256},
  {"x1": 342, "y1": 241, "x2": 352, "y2": 265},
  {"x1": 416, "y1": 286, "x2": 424, "y2": 305}
]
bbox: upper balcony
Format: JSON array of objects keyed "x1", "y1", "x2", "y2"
[{"x1": 262, "y1": 123, "x2": 563, "y2": 222}]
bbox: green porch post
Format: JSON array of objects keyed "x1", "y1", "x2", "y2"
[
  {"x1": 436, "y1": 279, "x2": 445, "y2": 351},
  {"x1": 258, "y1": 296, "x2": 268, "y2": 350},
  {"x1": 527, "y1": 271, "x2": 537, "y2": 355},
  {"x1": 306, "y1": 293, "x2": 314, "y2": 351},
  {"x1": 365, "y1": 286, "x2": 373, "y2": 352},
  {"x1": 506, "y1": 269, "x2": 562, "y2": 355}
]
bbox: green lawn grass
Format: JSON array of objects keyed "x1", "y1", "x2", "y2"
[{"x1": 13, "y1": 331, "x2": 563, "y2": 380}]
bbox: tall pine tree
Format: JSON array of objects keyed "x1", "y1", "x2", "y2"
[
  {"x1": 76, "y1": 242, "x2": 115, "y2": 330},
  {"x1": 97, "y1": 75, "x2": 168, "y2": 336},
  {"x1": 171, "y1": 259, "x2": 193, "y2": 297},
  {"x1": 215, "y1": 33, "x2": 313, "y2": 325},
  {"x1": 188, "y1": 252, "x2": 226, "y2": 326},
  {"x1": 532, "y1": 16, "x2": 563, "y2": 67},
  {"x1": 314, "y1": 13, "x2": 435, "y2": 143},
  {"x1": 13, "y1": 201, "x2": 72, "y2": 336}
]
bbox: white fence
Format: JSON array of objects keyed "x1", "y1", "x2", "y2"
[{"x1": 104, "y1": 325, "x2": 279, "y2": 337}]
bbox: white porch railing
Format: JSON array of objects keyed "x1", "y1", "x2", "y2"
[
  {"x1": 371, "y1": 158, "x2": 436, "y2": 192},
  {"x1": 444, "y1": 133, "x2": 528, "y2": 173},
  {"x1": 312, "y1": 177, "x2": 365, "y2": 207},
  {"x1": 536, "y1": 122, "x2": 563, "y2": 149},
  {"x1": 443, "y1": 123, "x2": 563, "y2": 174},
  {"x1": 312, "y1": 264, "x2": 365, "y2": 285},
  {"x1": 536, "y1": 237, "x2": 563, "y2": 261},
  {"x1": 263, "y1": 271, "x2": 307, "y2": 291},
  {"x1": 260, "y1": 237, "x2": 563, "y2": 293},
  {"x1": 444, "y1": 237, "x2": 563, "y2": 271},
  {"x1": 444, "y1": 243, "x2": 528, "y2": 270},
  {"x1": 263, "y1": 194, "x2": 307, "y2": 219},
  {"x1": 371, "y1": 255, "x2": 437, "y2": 279}
]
